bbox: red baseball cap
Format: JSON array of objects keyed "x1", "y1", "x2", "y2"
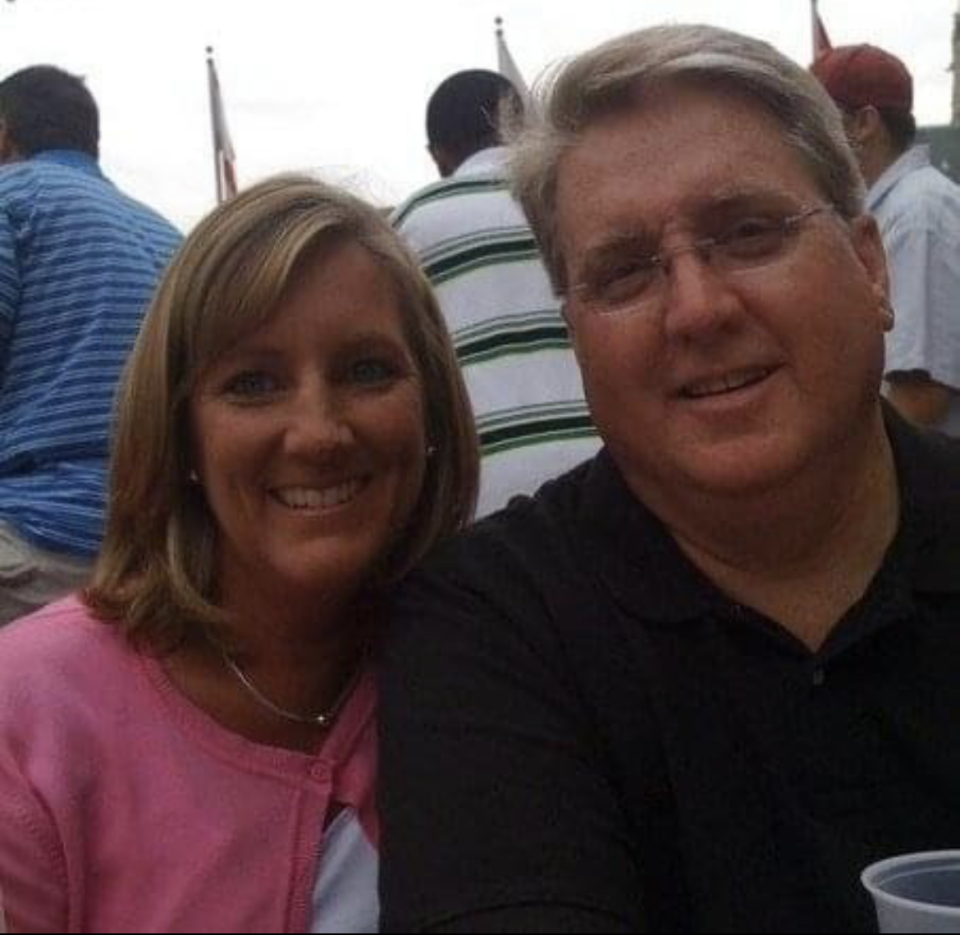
[{"x1": 811, "y1": 44, "x2": 913, "y2": 114}]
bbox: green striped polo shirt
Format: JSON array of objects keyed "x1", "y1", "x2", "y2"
[{"x1": 393, "y1": 147, "x2": 600, "y2": 517}]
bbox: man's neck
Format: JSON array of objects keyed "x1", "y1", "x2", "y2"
[
  {"x1": 646, "y1": 410, "x2": 900, "y2": 650},
  {"x1": 861, "y1": 140, "x2": 907, "y2": 190}
]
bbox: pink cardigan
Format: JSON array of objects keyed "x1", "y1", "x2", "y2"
[{"x1": 0, "y1": 597, "x2": 378, "y2": 933}]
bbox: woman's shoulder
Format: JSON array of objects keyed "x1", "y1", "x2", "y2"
[{"x1": 0, "y1": 595, "x2": 140, "y2": 717}]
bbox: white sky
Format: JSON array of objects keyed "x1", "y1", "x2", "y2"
[{"x1": 2, "y1": 0, "x2": 958, "y2": 231}]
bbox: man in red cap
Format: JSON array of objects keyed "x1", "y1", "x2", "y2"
[{"x1": 813, "y1": 45, "x2": 960, "y2": 437}]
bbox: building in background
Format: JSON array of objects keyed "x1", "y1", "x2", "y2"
[{"x1": 919, "y1": 3, "x2": 960, "y2": 180}]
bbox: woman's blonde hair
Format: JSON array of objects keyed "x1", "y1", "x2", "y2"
[{"x1": 86, "y1": 173, "x2": 479, "y2": 653}]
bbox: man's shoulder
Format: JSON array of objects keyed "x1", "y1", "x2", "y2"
[
  {"x1": 0, "y1": 159, "x2": 178, "y2": 236},
  {"x1": 912, "y1": 423, "x2": 960, "y2": 487},
  {"x1": 0, "y1": 159, "x2": 49, "y2": 206},
  {"x1": 407, "y1": 458, "x2": 598, "y2": 602},
  {"x1": 891, "y1": 412, "x2": 960, "y2": 531},
  {"x1": 0, "y1": 156, "x2": 93, "y2": 197},
  {"x1": 886, "y1": 163, "x2": 960, "y2": 225},
  {"x1": 393, "y1": 173, "x2": 512, "y2": 231}
]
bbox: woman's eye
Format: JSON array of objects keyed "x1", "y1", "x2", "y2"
[
  {"x1": 350, "y1": 359, "x2": 400, "y2": 386},
  {"x1": 224, "y1": 371, "x2": 280, "y2": 398}
]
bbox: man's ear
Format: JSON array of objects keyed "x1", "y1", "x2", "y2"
[
  {"x1": 846, "y1": 106, "x2": 883, "y2": 149},
  {"x1": 851, "y1": 214, "x2": 889, "y2": 293},
  {"x1": 428, "y1": 144, "x2": 458, "y2": 179},
  {"x1": 849, "y1": 213, "x2": 893, "y2": 330},
  {"x1": 0, "y1": 121, "x2": 20, "y2": 164}
]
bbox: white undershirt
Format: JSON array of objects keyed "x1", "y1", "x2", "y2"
[{"x1": 311, "y1": 808, "x2": 379, "y2": 933}]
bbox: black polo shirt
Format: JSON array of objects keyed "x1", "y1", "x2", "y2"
[{"x1": 380, "y1": 413, "x2": 960, "y2": 934}]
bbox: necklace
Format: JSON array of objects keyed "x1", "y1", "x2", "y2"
[{"x1": 220, "y1": 648, "x2": 365, "y2": 728}]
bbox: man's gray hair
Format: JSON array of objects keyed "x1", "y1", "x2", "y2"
[{"x1": 509, "y1": 24, "x2": 867, "y2": 294}]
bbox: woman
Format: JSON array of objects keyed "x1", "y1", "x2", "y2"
[{"x1": 0, "y1": 175, "x2": 478, "y2": 933}]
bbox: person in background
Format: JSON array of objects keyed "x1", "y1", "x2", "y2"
[
  {"x1": 379, "y1": 25, "x2": 960, "y2": 933},
  {"x1": 0, "y1": 65, "x2": 182, "y2": 624},
  {"x1": 813, "y1": 45, "x2": 960, "y2": 436},
  {"x1": 0, "y1": 175, "x2": 478, "y2": 933},
  {"x1": 393, "y1": 69, "x2": 600, "y2": 517}
]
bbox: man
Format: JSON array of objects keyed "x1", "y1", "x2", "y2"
[
  {"x1": 813, "y1": 45, "x2": 960, "y2": 436},
  {"x1": 0, "y1": 66, "x2": 181, "y2": 623},
  {"x1": 393, "y1": 70, "x2": 599, "y2": 517},
  {"x1": 380, "y1": 25, "x2": 960, "y2": 933}
]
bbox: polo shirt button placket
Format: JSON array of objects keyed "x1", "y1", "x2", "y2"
[{"x1": 812, "y1": 667, "x2": 826, "y2": 688}]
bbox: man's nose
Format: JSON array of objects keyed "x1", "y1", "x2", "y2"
[{"x1": 661, "y1": 247, "x2": 742, "y2": 342}]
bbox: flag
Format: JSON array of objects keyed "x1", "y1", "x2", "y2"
[
  {"x1": 495, "y1": 17, "x2": 531, "y2": 107},
  {"x1": 206, "y1": 47, "x2": 238, "y2": 204},
  {"x1": 812, "y1": 0, "x2": 833, "y2": 61}
]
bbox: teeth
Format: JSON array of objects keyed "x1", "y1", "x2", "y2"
[
  {"x1": 273, "y1": 481, "x2": 362, "y2": 511},
  {"x1": 685, "y1": 368, "x2": 771, "y2": 400}
]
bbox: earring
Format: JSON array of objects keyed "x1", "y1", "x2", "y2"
[
  {"x1": 188, "y1": 470, "x2": 201, "y2": 485},
  {"x1": 426, "y1": 445, "x2": 438, "y2": 459},
  {"x1": 880, "y1": 298, "x2": 896, "y2": 330}
]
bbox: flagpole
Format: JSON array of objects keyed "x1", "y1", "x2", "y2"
[
  {"x1": 206, "y1": 46, "x2": 223, "y2": 205},
  {"x1": 811, "y1": 0, "x2": 832, "y2": 61},
  {"x1": 494, "y1": 15, "x2": 532, "y2": 106},
  {"x1": 811, "y1": 0, "x2": 819, "y2": 60}
]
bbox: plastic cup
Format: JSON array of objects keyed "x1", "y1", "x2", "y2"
[{"x1": 863, "y1": 851, "x2": 960, "y2": 933}]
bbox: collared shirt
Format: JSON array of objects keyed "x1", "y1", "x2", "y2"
[
  {"x1": 380, "y1": 410, "x2": 960, "y2": 933},
  {"x1": 0, "y1": 150, "x2": 181, "y2": 556},
  {"x1": 393, "y1": 147, "x2": 600, "y2": 517},
  {"x1": 869, "y1": 146, "x2": 960, "y2": 436}
]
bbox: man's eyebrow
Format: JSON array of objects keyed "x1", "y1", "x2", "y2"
[
  {"x1": 573, "y1": 188, "x2": 800, "y2": 282},
  {"x1": 687, "y1": 187, "x2": 798, "y2": 217}
]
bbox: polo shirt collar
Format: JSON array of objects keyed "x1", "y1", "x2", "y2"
[
  {"x1": 579, "y1": 451, "x2": 716, "y2": 624},
  {"x1": 867, "y1": 145, "x2": 931, "y2": 214},
  {"x1": 579, "y1": 405, "x2": 960, "y2": 626},
  {"x1": 30, "y1": 149, "x2": 104, "y2": 179},
  {"x1": 454, "y1": 146, "x2": 509, "y2": 179}
]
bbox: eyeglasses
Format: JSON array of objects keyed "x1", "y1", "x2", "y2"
[{"x1": 567, "y1": 205, "x2": 837, "y2": 317}]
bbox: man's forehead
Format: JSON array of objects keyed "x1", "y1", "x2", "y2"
[
  {"x1": 561, "y1": 84, "x2": 809, "y2": 183},
  {"x1": 555, "y1": 98, "x2": 822, "y2": 244}
]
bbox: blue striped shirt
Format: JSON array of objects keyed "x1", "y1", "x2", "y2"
[{"x1": 0, "y1": 150, "x2": 181, "y2": 557}]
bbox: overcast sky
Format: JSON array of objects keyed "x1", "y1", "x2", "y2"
[{"x1": 2, "y1": 0, "x2": 958, "y2": 231}]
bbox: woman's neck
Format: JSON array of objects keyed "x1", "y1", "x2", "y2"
[{"x1": 167, "y1": 575, "x2": 373, "y2": 753}]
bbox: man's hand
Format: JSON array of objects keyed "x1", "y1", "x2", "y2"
[{"x1": 887, "y1": 372, "x2": 954, "y2": 427}]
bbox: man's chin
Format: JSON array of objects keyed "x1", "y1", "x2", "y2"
[{"x1": 637, "y1": 431, "x2": 813, "y2": 501}]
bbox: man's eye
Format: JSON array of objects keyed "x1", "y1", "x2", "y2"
[
  {"x1": 717, "y1": 218, "x2": 785, "y2": 256},
  {"x1": 225, "y1": 372, "x2": 280, "y2": 397},
  {"x1": 594, "y1": 260, "x2": 659, "y2": 302}
]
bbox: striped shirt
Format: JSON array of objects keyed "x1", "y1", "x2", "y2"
[
  {"x1": 869, "y1": 146, "x2": 960, "y2": 437},
  {"x1": 0, "y1": 150, "x2": 181, "y2": 556},
  {"x1": 394, "y1": 148, "x2": 600, "y2": 517}
]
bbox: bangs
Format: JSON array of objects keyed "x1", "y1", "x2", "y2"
[{"x1": 179, "y1": 223, "x2": 354, "y2": 397}]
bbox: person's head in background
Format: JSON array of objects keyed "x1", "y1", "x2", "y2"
[
  {"x1": 427, "y1": 69, "x2": 523, "y2": 178},
  {"x1": 811, "y1": 45, "x2": 916, "y2": 188},
  {"x1": 0, "y1": 65, "x2": 99, "y2": 165}
]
